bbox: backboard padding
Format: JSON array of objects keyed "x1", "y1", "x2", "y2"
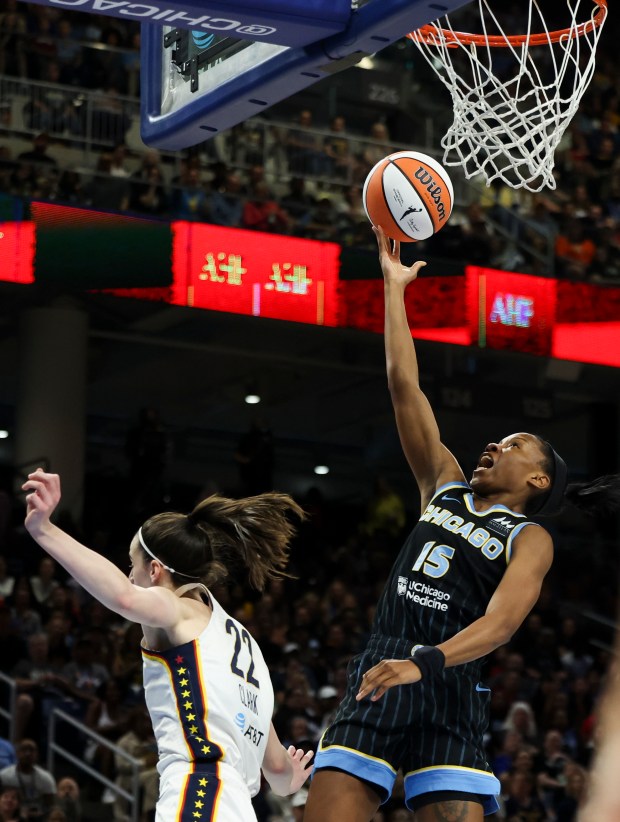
[{"x1": 141, "y1": 0, "x2": 474, "y2": 149}]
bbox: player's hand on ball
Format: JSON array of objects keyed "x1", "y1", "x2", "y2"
[
  {"x1": 356, "y1": 658, "x2": 422, "y2": 702},
  {"x1": 374, "y1": 226, "x2": 427, "y2": 288}
]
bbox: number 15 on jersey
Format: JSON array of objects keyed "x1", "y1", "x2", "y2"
[{"x1": 412, "y1": 541, "x2": 455, "y2": 579}]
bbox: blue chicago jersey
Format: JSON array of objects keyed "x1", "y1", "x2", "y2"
[
  {"x1": 373, "y1": 481, "x2": 542, "y2": 662},
  {"x1": 315, "y1": 480, "x2": 531, "y2": 811}
]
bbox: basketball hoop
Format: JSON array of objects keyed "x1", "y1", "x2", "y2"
[{"x1": 407, "y1": 1, "x2": 608, "y2": 191}]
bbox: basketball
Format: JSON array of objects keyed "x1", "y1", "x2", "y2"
[{"x1": 362, "y1": 150, "x2": 454, "y2": 243}]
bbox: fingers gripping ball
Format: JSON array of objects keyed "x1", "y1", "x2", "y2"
[{"x1": 363, "y1": 150, "x2": 454, "y2": 242}]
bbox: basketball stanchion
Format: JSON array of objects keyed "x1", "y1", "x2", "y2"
[{"x1": 408, "y1": 0, "x2": 608, "y2": 192}]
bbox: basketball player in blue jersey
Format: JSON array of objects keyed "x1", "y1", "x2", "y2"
[
  {"x1": 21, "y1": 475, "x2": 314, "y2": 822},
  {"x1": 305, "y1": 226, "x2": 620, "y2": 822}
]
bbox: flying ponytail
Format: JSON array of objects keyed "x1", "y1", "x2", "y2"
[
  {"x1": 531, "y1": 436, "x2": 620, "y2": 518},
  {"x1": 139, "y1": 492, "x2": 304, "y2": 590},
  {"x1": 564, "y1": 475, "x2": 620, "y2": 518},
  {"x1": 188, "y1": 492, "x2": 305, "y2": 591}
]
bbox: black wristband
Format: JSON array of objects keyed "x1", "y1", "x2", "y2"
[{"x1": 410, "y1": 645, "x2": 445, "y2": 680}]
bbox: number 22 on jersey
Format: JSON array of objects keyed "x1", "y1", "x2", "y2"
[{"x1": 225, "y1": 618, "x2": 260, "y2": 688}]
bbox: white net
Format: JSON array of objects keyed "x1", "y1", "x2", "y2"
[{"x1": 408, "y1": 1, "x2": 607, "y2": 192}]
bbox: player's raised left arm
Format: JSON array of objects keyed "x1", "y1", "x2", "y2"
[{"x1": 22, "y1": 470, "x2": 182, "y2": 628}]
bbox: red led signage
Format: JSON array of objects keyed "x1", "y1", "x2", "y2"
[
  {"x1": 467, "y1": 267, "x2": 557, "y2": 357},
  {"x1": 552, "y1": 279, "x2": 620, "y2": 367},
  {"x1": 553, "y1": 322, "x2": 620, "y2": 368},
  {"x1": 465, "y1": 268, "x2": 620, "y2": 365},
  {"x1": 340, "y1": 276, "x2": 468, "y2": 344},
  {"x1": 4, "y1": 212, "x2": 620, "y2": 368},
  {"x1": 171, "y1": 223, "x2": 340, "y2": 326},
  {"x1": 0, "y1": 222, "x2": 35, "y2": 284}
]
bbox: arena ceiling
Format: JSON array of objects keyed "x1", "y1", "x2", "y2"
[{"x1": 0, "y1": 282, "x2": 619, "y2": 503}]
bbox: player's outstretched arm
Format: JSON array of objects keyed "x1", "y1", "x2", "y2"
[
  {"x1": 22, "y1": 469, "x2": 182, "y2": 628},
  {"x1": 377, "y1": 226, "x2": 463, "y2": 505},
  {"x1": 261, "y1": 724, "x2": 314, "y2": 796}
]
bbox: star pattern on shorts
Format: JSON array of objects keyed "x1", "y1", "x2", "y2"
[
  {"x1": 186, "y1": 773, "x2": 211, "y2": 818},
  {"x1": 171, "y1": 647, "x2": 221, "y2": 769}
]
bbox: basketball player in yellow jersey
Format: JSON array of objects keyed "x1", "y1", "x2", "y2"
[{"x1": 22, "y1": 471, "x2": 313, "y2": 821}]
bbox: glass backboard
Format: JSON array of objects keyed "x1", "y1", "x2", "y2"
[{"x1": 140, "y1": 0, "x2": 474, "y2": 149}]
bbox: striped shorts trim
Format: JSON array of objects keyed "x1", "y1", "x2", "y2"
[
  {"x1": 313, "y1": 744, "x2": 397, "y2": 803},
  {"x1": 404, "y1": 765, "x2": 500, "y2": 816}
]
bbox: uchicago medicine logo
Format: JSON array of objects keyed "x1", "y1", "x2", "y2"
[{"x1": 397, "y1": 576, "x2": 451, "y2": 612}]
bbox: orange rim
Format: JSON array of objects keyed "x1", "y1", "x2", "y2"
[{"x1": 408, "y1": 0, "x2": 606, "y2": 48}]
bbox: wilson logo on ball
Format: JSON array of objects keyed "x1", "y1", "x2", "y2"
[
  {"x1": 414, "y1": 167, "x2": 448, "y2": 222},
  {"x1": 362, "y1": 150, "x2": 454, "y2": 243}
]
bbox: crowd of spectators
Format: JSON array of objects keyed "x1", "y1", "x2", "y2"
[
  {"x1": 0, "y1": 0, "x2": 140, "y2": 95},
  {"x1": 1, "y1": 3, "x2": 620, "y2": 280},
  {"x1": 0, "y1": 7, "x2": 619, "y2": 822},
  {"x1": 0, "y1": 452, "x2": 617, "y2": 821}
]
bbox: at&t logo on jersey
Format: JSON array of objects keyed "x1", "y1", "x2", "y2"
[
  {"x1": 244, "y1": 724, "x2": 265, "y2": 746},
  {"x1": 234, "y1": 711, "x2": 264, "y2": 746}
]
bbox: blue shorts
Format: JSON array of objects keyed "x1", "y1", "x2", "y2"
[{"x1": 313, "y1": 634, "x2": 500, "y2": 815}]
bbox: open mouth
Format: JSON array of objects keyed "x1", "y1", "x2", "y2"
[{"x1": 476, "y1": 453, "x2": 495, "y2": 470}]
